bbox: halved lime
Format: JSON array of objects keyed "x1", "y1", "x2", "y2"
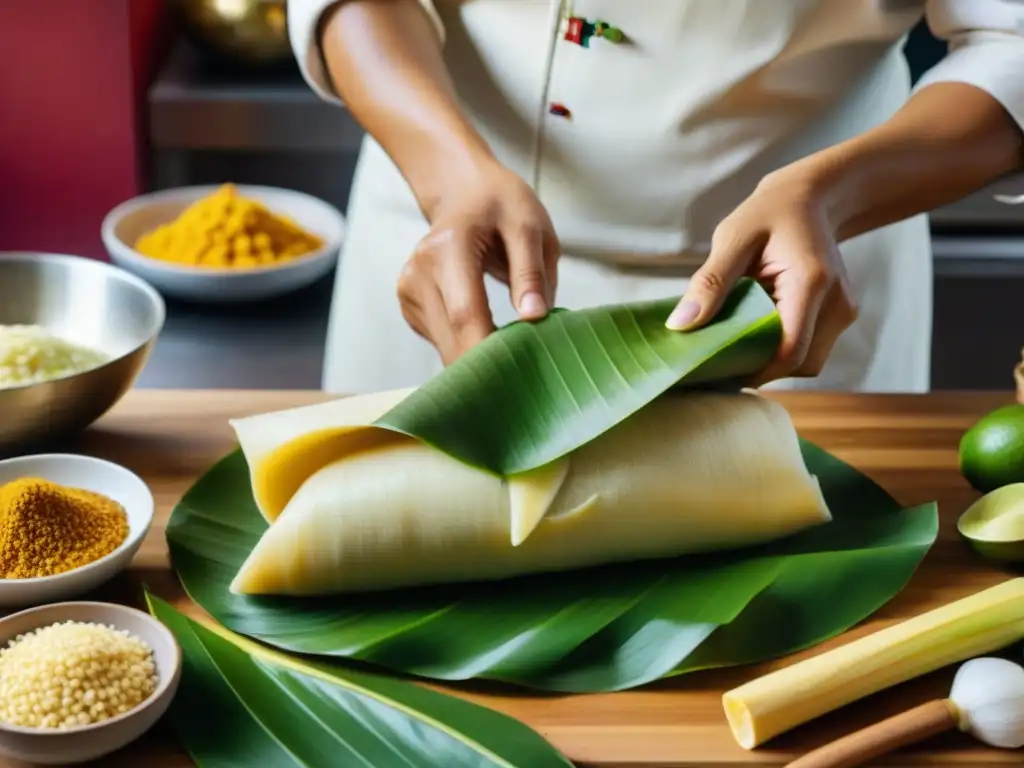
[{"x1": 958, "y1": 483, "x2": 1024, "y2": 562}]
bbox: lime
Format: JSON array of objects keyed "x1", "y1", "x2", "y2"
[
  {"x1": 958, "y1": 404, "x2": 1024, "y2": 493},
  {"x1": 957, "y1": 483, "x2": 1024, "y2": 563}
]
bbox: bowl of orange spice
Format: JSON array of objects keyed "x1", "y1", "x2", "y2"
[
  {"x1": 0, "y1": 454, "x2": 153, "y2": 608},
  {"x1": 101, "y1": 183, "x2": 344, "y2": 303}
]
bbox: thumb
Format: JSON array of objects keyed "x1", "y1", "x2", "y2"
[
  {"x1": 504, "y1": 225, "x2": 551, "y2": 321},
  {"x1": 666, "y1": 229, "x2": 758, "y2": 331}
]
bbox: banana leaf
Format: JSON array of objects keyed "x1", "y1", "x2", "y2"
[
  {"x1": 374, "y1": 276, "x2": 781, "y2": 475},
  {"x1": 146, "y1": 594, "x2": 572, "y2": 768},
  {"x1": 167, "y1": 280, "x2": 937, "y2": 692},
  {"x1": 167, "y1": 443, "x2": 937, "y2": 693}
]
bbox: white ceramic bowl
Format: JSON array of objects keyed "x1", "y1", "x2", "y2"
[
  {"x1": 101, "y1": 184, "x2": 345, "y2": 303},
  {"x1": 0, "y1": 601, "x2": 181, "y2": 765},
  {"x1": 0, "y1": 454, "x2": 154, "y2": 608}
]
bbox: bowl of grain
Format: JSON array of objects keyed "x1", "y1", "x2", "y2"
[
  {"x1": 0, "y1": 252, "x2": 165, "y2": 456},
  {"x1": 0, "y1": 454, "x2": 154, "y2": 608},
  {"x1": 101, "y1": 183, "x2": 345, "y2": 303},
  {"x1": 0, "y1": 601, "x2": 181, "y2": 765}
]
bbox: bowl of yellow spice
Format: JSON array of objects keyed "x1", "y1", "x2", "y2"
[
  {"x1": 0, "y1": 601, "x2": 180, "y2": 764},
  {"x1": 0, "y1": 453, "x2": 154, "y2": 608},
  {"x1": 101, "y1": 183, "x2": 345, "y2": 303}
]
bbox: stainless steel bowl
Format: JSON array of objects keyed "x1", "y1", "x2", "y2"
[{"x1": 0, "y1": 253, "x2": 165, "y2": 455}]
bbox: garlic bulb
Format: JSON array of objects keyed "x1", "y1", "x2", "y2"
[{"x1": 949, "y1": 657, "x2": 1024, "y2": 749}]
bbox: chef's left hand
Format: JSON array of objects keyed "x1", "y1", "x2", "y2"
[{"x1": 666, "y1": 169, "x2": 859, "y2": 387}]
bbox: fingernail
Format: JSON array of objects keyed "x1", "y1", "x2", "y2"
[
  {"x1": 519, "y1": 291, "x2": 547, "y2": 318},
  {"x1": 666, "y1": 299, "x2": 700, "y2": 330}
]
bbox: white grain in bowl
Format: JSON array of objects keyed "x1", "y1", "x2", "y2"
[{"x1": 0, "y1": 601, "x2": 181, "y2": 765}]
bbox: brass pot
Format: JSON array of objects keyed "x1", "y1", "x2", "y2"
[{"x1": 174, "y1": 0, "x2": 293, "y2": 69}]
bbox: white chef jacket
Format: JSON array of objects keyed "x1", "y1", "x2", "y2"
[{"x1": 289, "y1": 0, "x2": 1024, "y2": 395}]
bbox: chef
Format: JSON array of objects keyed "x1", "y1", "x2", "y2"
[{"x1": 288, "y1": 0, "x2": 1024, "y2": 395}]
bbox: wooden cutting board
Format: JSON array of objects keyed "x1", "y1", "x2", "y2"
[{"x1": 6, "y1": 389, "x2": 1021, "y2": 768}]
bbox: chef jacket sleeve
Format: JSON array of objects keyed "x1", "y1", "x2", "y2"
[
  {"x1": 287, "y1": 0, "x2": 445, "y2": 106},
  {"x1": 917, "y1": 0, "x2": 1024, "y2": 199}
]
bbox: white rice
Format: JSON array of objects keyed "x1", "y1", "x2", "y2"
[{"x1": 0, "y1": 325, "x2": 109, "y2": 389}]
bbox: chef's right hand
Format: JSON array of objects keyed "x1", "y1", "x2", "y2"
[{"x1": 397, "y1": 162, "x2": 560, "y2": 365}]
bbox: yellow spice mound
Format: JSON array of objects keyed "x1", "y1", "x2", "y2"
[
  {"x1": 134, "y1": 183, "x2": 324, "y2": 269},
  {"x1": 0, "y1": 478, "x2": 129, "y2": 579},
  {"x1": 0, "y1": 621, "x2": 158, "y2": 729}
]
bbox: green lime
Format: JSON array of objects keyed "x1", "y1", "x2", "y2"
[
  {"x1": 958, "y1": 404, "x2": 1024, "y2": 493},
  {"x1": 957, "y1": 483, "x2": 1024, "y2": 563}
]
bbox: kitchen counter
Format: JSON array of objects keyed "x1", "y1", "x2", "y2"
[
  {"x1": 44, "y1": 388, "x2": 1023, "y2": 766},
  {"x1": 133, "y1": 273, "x2": 334, "y2": 390}
]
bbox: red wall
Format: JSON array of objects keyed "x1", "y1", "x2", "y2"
[{"x1": 0, "y1": 0, "x2": 172, "y2": 260}]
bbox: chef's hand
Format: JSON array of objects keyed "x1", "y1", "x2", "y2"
[
  {"x1": 666, "y1": 170, "x2": 858, "y2": 387},
  {"x1": 397, "y1": 162, "x2": 560, "y2": 365}
]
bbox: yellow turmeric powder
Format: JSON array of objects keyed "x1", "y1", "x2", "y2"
[
  {"x1": 0, "y1": 478, "x2": 129, "y2": 579},
  {"x1": 133, "y1": 183, "x2": 324, "y2": 269}
]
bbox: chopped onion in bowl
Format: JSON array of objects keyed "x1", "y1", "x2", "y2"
[{"x1": 0, "y1": 325, "x2": 108, "y2": 389}]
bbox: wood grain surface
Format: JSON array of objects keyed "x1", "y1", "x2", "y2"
[{"x1": 5, "y1": 389, "x2": 1023, "y2": 768}]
